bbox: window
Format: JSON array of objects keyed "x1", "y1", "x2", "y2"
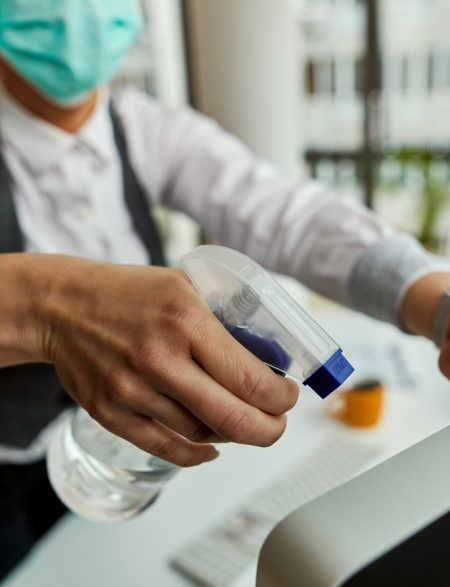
[
  {"x1": 299, "y1": 0, "x2": 365, "y2": 200},
  {"x1": 298, "y1": 0, "x2": 450, "y2": 253}
]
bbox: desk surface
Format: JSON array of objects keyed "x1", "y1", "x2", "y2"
[{"x1": 3, "y1": 305, "x2": 450, "y2": 587}]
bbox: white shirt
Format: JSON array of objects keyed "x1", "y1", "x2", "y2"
[
  {"x1": 0, "y1": 89, "x2": 149, "y2": 265},
  {"x1": 0, "y1": 86, "x2": 447, "y2": 462},
  {"x1": 0, "y1": 86, "x2": 390, "y2": 302}
]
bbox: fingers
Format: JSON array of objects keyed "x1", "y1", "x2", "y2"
[
  {"x1": 52, "y1": 263, "x2": 298, "y2": 462},
  {"x1": 189, "y1": 310, "x2": 300, "y2": 416},
  {"x1": 159, "y1": 358, "x2": 289, "y2": 447},
  {"x1": 99, "y1": 406, "x2": 220, "y2": 468},
  {"x1": 118, "y1": 385, "x2": 221, "y2": 444},
  {"x1": 109, "y1": 361, "x2": 288, "y2": 448},
  {"x1": 115, "y1": 302, "x2": 298, "y2": 448}
]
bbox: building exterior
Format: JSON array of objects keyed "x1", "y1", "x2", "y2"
[
  {"x1": 299, "y1": 0, "x2": 450, "y2": 249},
  {"x1": 300, "y1": 0, "x2": 450, "y2": 149}
]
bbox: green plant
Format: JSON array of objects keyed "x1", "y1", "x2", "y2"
[{"x1": 387, "y1": 148, "x2": 450, "y2": 252}]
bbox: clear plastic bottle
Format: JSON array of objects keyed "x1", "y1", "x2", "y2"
[
  {"x1": 47, "y1": 245, "x2": 353, "y2": 522},
  {"x1": 47, "y1": 408, "x2": 178, "y2": 522}
]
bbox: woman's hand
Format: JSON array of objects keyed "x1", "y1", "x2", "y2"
[
  {"x1": 400, "y1": 272, "x2": 450, "y2": 381},
  {"x1": 1, "y1": 253, "x2": 299, "y2": 467}
]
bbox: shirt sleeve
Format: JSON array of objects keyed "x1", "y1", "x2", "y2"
[{"x1": 115, "y1": 88, "x2": 450, "y2": 328}]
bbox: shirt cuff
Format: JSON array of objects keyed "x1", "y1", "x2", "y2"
[{"x1": 347, "y1": 233, "x2": 450, "y2": 331}]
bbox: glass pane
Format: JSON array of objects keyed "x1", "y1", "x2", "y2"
[
  {"x1": 377, "y1": 0, "x2": 450, "y2": 253},
  {"x1": 298, "y1": 0, "x2": 366, "y2": 201}
]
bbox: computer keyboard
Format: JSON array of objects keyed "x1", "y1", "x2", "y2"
[{"x1": 171, "y1": 436, "x2": 380, "y2": 587}]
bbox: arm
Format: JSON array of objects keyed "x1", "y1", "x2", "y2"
[
  {"x1": 0, "y1": 253, "x2": 43, "y2": 367},
  {"x1": 115, "y1": 89, "x2": 450, "y2": 374},
  {"x1": 118, "y1": 89, "x2": 393, "y2": 307},
  {"x1": 0, "y1": 253, "x2": 299, "y2": 465}
]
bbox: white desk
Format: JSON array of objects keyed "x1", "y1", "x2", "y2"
[{"x1": 3, "y1": 306, "x2": 450, "y2": 587}]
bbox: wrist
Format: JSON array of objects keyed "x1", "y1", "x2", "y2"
[
  {"x1": 0, "y1": 253, "x2": 47, "y2": 364},
  {"x1": 400, "y1": 272, "x2": 450, "y2": 341},
  {"x1": 0, "y1": 253, "x2": 77, "y2": 365}
]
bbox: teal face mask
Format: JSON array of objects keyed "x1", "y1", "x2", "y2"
[{"x1": 0, "y1": 0, "x2": 143, "y2": 105}]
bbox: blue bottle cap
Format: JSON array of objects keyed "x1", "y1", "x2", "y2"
[{"x1": 303, "y1": 349, "x2": 354, "y2": 399}]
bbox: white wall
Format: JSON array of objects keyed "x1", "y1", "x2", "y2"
[
  {"x1": 117, "y1": 0, "x2": 188, "y2": 107},
  {"x1": 184, "y1": 0, "x2": 303, "y2": 178},
  {"x1": 147, "y1": 0, "x2": 188, "y2": 107}
]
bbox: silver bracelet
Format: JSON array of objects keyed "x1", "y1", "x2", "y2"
[{"x1": 432, "y1": 287, "x2": 450, "y2": 348}]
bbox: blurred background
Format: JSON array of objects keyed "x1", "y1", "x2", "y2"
[{"x1": 113, "y1": 0, "x2": 450, "y2": 262}]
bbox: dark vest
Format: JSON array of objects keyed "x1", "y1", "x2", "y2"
[{"x1": 0, "y1": 105, "x2": 165, "y2": 448}]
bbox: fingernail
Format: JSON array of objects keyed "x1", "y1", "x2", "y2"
[{"x1": 205, "y1": 449, "x2": 220, "y2": 463}]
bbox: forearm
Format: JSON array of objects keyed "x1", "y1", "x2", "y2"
[
  {"x1": 155, "y1": 105, "x2": 393, "y2": 303},
  {"x1": 0, "y1": 253, "x2": 53, "y2": 366},
  {"x1": 118, "y1": 91, "x2": 450, "y2": 340},
  {"x1": 347, "y1": 234, "x2": 450, "y2": 332}
]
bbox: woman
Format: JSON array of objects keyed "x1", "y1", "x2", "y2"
[{"x1": 0, "y1": 0, "x2": 449, "y2": 577}]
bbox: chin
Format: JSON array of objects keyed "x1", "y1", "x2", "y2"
[{"x1": 41, "y1": 88, "x2": 99, "y2": 111}]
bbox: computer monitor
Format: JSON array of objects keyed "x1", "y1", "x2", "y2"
[{"x1": 257, "y1": 425, "x2": 450, "y2": 587}]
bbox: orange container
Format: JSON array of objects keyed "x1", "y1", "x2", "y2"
[{"x1": 328, "y1": 379, "x2": 384, "y2": 428}]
